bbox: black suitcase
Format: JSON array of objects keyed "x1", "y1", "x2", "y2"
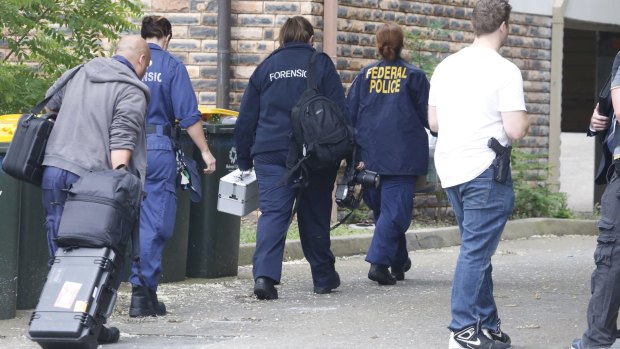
[{"x1": 28, "y1": 247, "x2": 122, "y2": 349}]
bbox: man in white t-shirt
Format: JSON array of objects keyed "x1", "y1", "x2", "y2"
[{"x1": 428, "y1": 1, "x2": 529, "y2": 348}]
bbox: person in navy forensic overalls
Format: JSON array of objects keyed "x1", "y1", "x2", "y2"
[
  {"x1": 346, "y1": 22, "x2": 430, "y2": 285},
  {"x1": 128, "y1": 16, "x2": 217, "y2": 317},
  {"x1": 234, "y1": 16, "x2": 346, "y2": 300}
]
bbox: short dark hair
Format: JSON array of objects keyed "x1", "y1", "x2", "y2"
[
  {"x1": 141, "y1": 16, "x2": 172, "y2": 40},
  {"x1": 376, "y1": 22, "x2": 404, "y2": 61},
  {"x1": 278, "y1": 16, "x2": 314, "y2": 46},
  {"x1": 472, "y1": 0, "x2": 512, "y2": 36}
]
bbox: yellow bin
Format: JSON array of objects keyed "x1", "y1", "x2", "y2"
[{"x1": 0, "y1": 114, "x2": 21, "y2": 143}]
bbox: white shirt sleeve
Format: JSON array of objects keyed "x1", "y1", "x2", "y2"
[
  {"x1": 498, "y1": 63, "x2": 526, "y2": 112},
  {"x1": 428, "y1": 64, "x2": 442, "y2": 107}
]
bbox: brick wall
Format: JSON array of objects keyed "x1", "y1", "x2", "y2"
[
  {"x1": 148, "y1": 0, "x2": 551, "y2": 158},
  {"x1": 144, "y1": 0, "x2": 324, "y2": 106},
  {"x1": 336, "y1": 0, "x2": 551, "y2": 156}
]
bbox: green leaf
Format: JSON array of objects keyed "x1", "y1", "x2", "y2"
[{"x1": 1, "y1": 0, "x2": 142, "y2": 77}]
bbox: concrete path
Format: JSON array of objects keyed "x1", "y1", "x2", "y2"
[
  {"x1": 560, "y1": 132, "x2": 595, "y2": 213},
  {"x1": 1, "y1": 222, "x2": 617, "y2": 349}
]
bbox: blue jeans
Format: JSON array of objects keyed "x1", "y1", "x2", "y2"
[{"x1": 445, "y1": 167, "x2": 514, "y2": 331}]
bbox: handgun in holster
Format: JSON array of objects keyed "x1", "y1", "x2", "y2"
[{"x1": 487, "y1": 137, "x2": 512, "y2": 184}]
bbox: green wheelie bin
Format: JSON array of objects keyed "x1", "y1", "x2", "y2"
[
  {"x1": 186, "y1": 123, "x2": 241, "y2": 278},
  {"x1": 17, "y1": 182, "x2": 49, "y2": 310},
  {"x1": 0, "y1": 114, "x2": 48, "y2": 314},
  {"x1": 0, "y1": 113, "x2": 48, "y2": 314},
  {"x1": 0, "y1": 141, "x2": 20, "y2": 319}
]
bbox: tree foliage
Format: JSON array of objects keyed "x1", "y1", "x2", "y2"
[
  {"x1": 404, "y1": 21, "x2": 449, "y2": 77},
  {"x1": 0, "y1": 0, "x2": 142, "y2": 114}
]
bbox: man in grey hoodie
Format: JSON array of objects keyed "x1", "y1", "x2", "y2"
[{"x1": 40, "y1": 35, "x2": 151, "y2": 344}]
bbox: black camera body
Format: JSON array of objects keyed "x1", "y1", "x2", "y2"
[{"x1": 335, "y1": 169, "x2": 380, "y2": 209}]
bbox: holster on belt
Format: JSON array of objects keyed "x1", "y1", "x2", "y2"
[{"x1": 487, "y1": 137, "x2": 512, "y2": 184}]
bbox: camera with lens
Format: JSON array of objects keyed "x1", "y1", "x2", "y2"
[
  {"x1": 335, "y1": 169, "x2": 380, "y2": 210},
  {"x1": 352, "y1": 169, "x2": 380, "y2": 188}
]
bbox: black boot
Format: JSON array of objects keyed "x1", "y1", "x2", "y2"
[
  {"x1": 254, "y1": 277, "x2": 278, "y2": 300},
  {"x1": 149, "y1": 288, "x2": 167, "y2": 316},
  {"x1": 314, "y1": 271, "x2": 341, "y2": 294},
  {"x1": 129, "y1": 286, "x2": 156, "y2": 317},
  {"x1": 368, "y1": 264, "x2": 396, "y2": 285},
  {"x1": 391, "y1": 257, "x2": 412, "y2": 281},
  {"x1": 97, "y1": 325, "x2": 120, "y2": 344}
]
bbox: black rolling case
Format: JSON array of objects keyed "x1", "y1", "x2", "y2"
[
  {"x1": 27, "y1": 168, "x2": 144, "y2": 349},
  {"x1": 28, "y1": 247, "x2": 121, "y2": 349}
]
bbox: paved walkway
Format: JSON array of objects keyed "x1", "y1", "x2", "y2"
[
  {"x1": 1, "y1": 224, "x2": 618, "y2": 349},
  {"x1": 560, "y1": 132, "x2": 595, "y2": 213}
]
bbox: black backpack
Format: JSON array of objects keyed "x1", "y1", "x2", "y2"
[{"x1": 285, "y1": 51, "x2": 355, "y2": 183}]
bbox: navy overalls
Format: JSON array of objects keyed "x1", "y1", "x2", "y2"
[
  {"x1": 346, "y1": 58, "x2": 430, "y2": 269},
  {"x1": 234, "y1": 42, "x2": 346, "y2": 289},
  {"x1": 129, "y1": 43, "x2": 201, "y2": 290}
]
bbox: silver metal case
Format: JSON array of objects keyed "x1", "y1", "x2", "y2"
[{"x1": 217, "y1": 169, "x2": 259, "y2": 216}]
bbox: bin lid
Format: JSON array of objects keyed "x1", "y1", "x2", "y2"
[
  {"x1": 204, "y1": 123, "x2": 235, "y2": 134},
  {"x1": 198, "y1": 106, "x2": 239, "y2": 117},
  {"x1": 0, "y1": 114, "x2": 22, "y2": 143},
  {"x1": 198, "y1": 106, "x2": 238, "y2": 124}
]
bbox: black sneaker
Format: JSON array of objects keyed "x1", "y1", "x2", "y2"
[
  {"x1": 482, "y1": 319, "x2": 511, "y2": 345},
  {"x1": 449, "y1": 325, "x2": 511, "y2": 349}
]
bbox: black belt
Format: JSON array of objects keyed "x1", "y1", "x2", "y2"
[{"x1": 146, "y1": 124, "x2": 174, "y2": 137}]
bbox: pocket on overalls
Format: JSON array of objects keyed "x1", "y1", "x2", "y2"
[{"x1": 594, "y1": 220, "x2": 616, "y2": 267}]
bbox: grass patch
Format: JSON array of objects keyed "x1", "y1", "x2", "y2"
[
  {"x1": 239, "y1": 214, "x2": 458, "y2": 244},
  {"x1": 240, "y1": 220, "x2": 372, "y2": 244}
]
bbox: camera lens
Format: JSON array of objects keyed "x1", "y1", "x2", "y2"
[{"x1": 355, "y1": 170, "x2": 380, "y2": 188}]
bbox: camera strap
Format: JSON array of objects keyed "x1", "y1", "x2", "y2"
[
  {"x1": 330, "y1": 210, "x2": 354, "y2": 231},
  {"x1": 285, "y1": 163, "x2": 309, "y2": 227}
]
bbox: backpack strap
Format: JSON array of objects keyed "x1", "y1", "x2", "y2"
[{"x1": 307, "y1": 51, "x2": 319, "y2": 90}]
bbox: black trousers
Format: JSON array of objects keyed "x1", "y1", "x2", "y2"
[{"x1": 582, "y1": 175, "x2": 620, "y2": 347}]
